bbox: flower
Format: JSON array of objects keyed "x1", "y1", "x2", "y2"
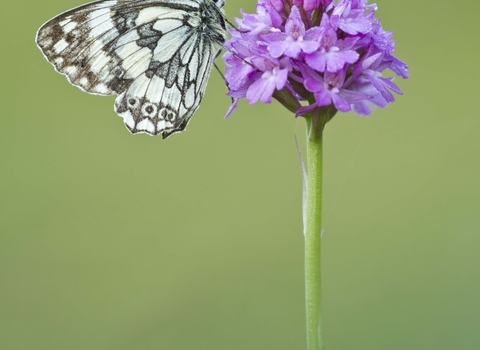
[
  {"x1": 302, "y1": 68, "x2": 369, "y2": 114},
  {"x1": 222, "y1": 0, "x2": 408, "y2": 119},
  {"x1": 263, "y1": 6, "x2": 320, "y2": 59}
]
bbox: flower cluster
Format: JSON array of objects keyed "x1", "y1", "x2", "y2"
[{"x1": 223, "y1": 0, "x2": 409, "y2": 118}]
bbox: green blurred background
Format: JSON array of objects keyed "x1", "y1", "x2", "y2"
[{"x1": 1, "y1": 1, "x2": 479, "y2": 349}]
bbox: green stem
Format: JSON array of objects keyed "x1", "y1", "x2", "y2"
[{"x1": 304, "y1": 112, "x2": 327, "y2": 350}]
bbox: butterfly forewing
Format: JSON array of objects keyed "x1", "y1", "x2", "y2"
[{"x1": 36, "y1": 0, "x2": 226, "y2": 138}]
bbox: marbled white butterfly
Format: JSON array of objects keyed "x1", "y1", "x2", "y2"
[{"x1": 36, "y1": 0, "x2": 227, "y2": 138}]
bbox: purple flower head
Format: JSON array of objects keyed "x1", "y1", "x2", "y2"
[{"x1": 223, "y1": 0, "x2": 408, "y2": 119}]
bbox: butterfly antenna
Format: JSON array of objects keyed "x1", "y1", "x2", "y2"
[
  {"x1": 215, "y1": 41, "x2": 254, "y2": 68},
  {"x1": 212, "y1": 13, "x2": 254, "y2": 82},
  {"x1": 225, "y1": 18, "x2": 241, "y2": 31},
  {"x1": 220, "y1": 9, "x2": 249, "y2": 33}
]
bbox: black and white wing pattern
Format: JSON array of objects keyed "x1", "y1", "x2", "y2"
[{"x1": 36, "y1": 0, "x2": 227, "y2": 138}]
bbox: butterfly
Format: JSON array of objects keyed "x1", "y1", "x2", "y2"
[{"x1": 36, "y1": 0, "x2": 227, "y2": 138}]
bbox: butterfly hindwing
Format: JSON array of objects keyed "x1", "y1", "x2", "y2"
[
  {"x1": 115, "y1": 34, "x2": 218, "y2": 137},
  {"x1": 36, "y1": 0, "x2": 226, "y2": 138}
]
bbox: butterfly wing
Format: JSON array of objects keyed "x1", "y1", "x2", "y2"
[{"x1": 36, "y1": 0, "x2": 225, "y2": 138}]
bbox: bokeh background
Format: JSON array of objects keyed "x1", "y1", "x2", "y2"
[{"x1": 1, "y1": 1, "x2": 479, "y2": 349}]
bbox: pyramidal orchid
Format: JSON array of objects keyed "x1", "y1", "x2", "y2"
[
  {"x1": 223, "y1": 1, "x2": 408, "y2": 349},
  {"x1": 224, "y1": 0, "x2": 408, "y2": 118}
]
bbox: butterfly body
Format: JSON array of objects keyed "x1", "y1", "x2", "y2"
[{"x1": 36, "y1": 0, "x2": 226, "y2": 138}]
